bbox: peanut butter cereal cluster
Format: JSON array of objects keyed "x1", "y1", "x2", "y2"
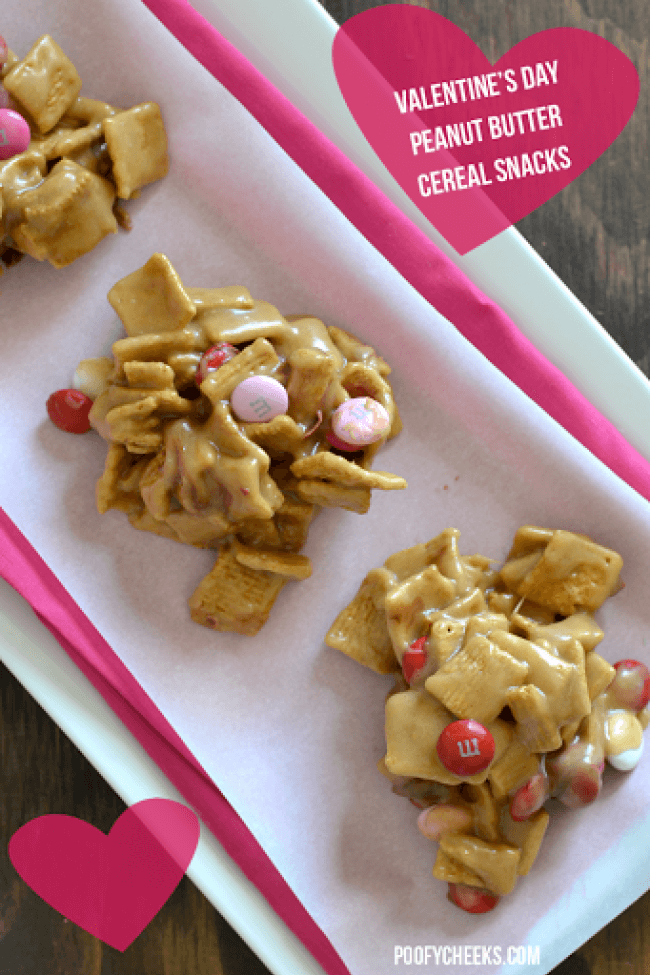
[
  {"x1": 326, "y1": 526, "x2": 649, "y2": 913},
  {"x1": 0, "y1": 34, "x2": 168, "y2": 270},
  {"x1": 77, "y1": 253, "x2": 405, "y2": 634}
]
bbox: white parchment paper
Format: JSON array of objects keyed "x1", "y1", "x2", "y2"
[{"x1": 2, "y1": 2, "x2": 650, "y2": 973}]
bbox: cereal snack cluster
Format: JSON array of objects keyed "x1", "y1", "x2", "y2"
[
  {"x1": 0, "y1": 34, "x2": 168, "y2": 270},
  {"x1": 326, "y1": 526, "x2": 649, "y2": 912},
  {"x1": 78, "y1": 253, "x2": 405, "y2": 634}
]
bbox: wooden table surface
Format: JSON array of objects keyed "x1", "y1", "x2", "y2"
[{"x1": 1, "y1": 0, "x2": 649, "y2": 973}]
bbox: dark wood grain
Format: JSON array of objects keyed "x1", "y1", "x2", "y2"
[
  {"x1": 323, "y1": 0, "x2": 650, "y2": 377},
  {"x1": 1, "y1": 1, "x2": 648, "y2": 973}
]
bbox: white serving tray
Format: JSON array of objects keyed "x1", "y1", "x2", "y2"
[
  {"x1": 0, "y1": 577, "x2": 327, "y2": 975},
  {"x1": 2, "y1": 3, "x2": 649, "y2": 975},
  {"x1": 190, "y1": 0, "x2": 650, "y2": 460}
]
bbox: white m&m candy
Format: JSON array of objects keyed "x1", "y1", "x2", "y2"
[
  {"x1": 329, "y1": 397, "x2": 390, "y2": 449},
  {"x1": 231, "y1": 375, "x2": 288, "y2": 423},
  {"x1": 0, "y1": 108, "x2": 31, "y2": 161}
]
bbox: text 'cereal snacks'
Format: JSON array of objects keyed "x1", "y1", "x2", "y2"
[
  {"x1": 81, "y1": 254, "x2": 405, "y2": 634},
  {"x1": 326, "y1": 526, "x2": 648, "y2": 912},
  {"x1": 0, "y1": 34, "x2": 168, "y2": 270}
]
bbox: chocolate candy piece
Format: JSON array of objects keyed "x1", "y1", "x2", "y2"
[
  {"x1": 0, "y1": 108, "x2": 30, "y2": 160},
  {"x1": 510, "y1": 771, "x2": 548, "y2": 822},
  {"x1": 230, "y1": 375, "x2": 289, "y2": 423},
  {"x1": 330, "y1": 396, "x2": 390, "y2": 448},
  {"x1": 448, "y1": 883, "x2": 500, "y2": 914},
  {"x1": 610, "y1": 659, "x2": 650, "y2": 711},
  {"x1": 436, "y1": 719, "x2": 495, "y2": 776},
  {"x1": 47, "y1": 389, "x2": 93, "y2": 434},
  {"x1": 417, "y1": 804, "x2": 472, "y2": 840},
  {"x1": 195, "y1": 342, "x2": 239, "y2": 386},
  {"x1": 402, "y1": 636, "x2": 427, "y2": 684}
]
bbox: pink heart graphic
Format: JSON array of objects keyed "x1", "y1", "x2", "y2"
[
  {"x1": 332, "y1": 8, "x2": 639, "y2": 253},
  {"x1": 8, "y1": 798, "x2": 200, "y2": 951}
]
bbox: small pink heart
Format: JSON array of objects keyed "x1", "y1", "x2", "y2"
[
  {"x1": 333, "y1": 8, "x2": 639, "y2": 253},
  {"x1": 8, "y1": 798, "x2": 200, "y2": 951}
]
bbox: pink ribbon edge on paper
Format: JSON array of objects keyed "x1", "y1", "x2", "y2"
[
  {"x1": 0, "y1": 510, "x2": 351, "y2": 975},
  {"x1": 140, "y1": 0, "x2": 650, "y2": 506},
  {"x1": 2, "y1": 0, "x2": 650, "y2": 972}
]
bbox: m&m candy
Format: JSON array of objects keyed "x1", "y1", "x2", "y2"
[
  {"x1": 510, "y1": 771, "x2": 548, "y2": 822},
  {"x1": 47, "y1": 389, "x2": 93, "y2": 434},
  {"x1": 327, "y1": 397, "x2": 390, "y2": 451},
  {"x1": 401, "y1": 636, "x2": 427, "y2": 684},
  {"x1": 448, "y1": 884, "x2": 500, "y2": 914},
  {"x1": 436, "y1": 719, "x2": 495, "y2": 777},
  {"x1": 0, "y1": 108, "x2": 31, "y2": 161},
  {"x1": 230, "y1": 375, "x2": 288, "y2": 423},
  {"x1": 195, "y1": 343, "x2": 239, "y2": 385},
  {"x1": 609, "y1": 659, "x2": 650, "y2": 711}
]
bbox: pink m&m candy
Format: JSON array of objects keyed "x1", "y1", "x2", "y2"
[
  {"x1": 231, "y1": 375, "x2": 288, "y2": 423},
  {"x1": 436, "y1": 719, "x2": 495, "y2": 777},
  {"x1": 0, "y1": 108, "x2": 31, "y2": 161},
  {"x1": 328, "y1": 397, "x2": 390, "y2": 450}
]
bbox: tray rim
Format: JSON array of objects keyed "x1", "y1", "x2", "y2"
[{"x1": 2, "y1": 2, "x2": 649, "y2": 973}]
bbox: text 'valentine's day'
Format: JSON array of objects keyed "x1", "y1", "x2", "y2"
[{"x1": 393, "y1": 60, "x2": 572, "y2": 194}]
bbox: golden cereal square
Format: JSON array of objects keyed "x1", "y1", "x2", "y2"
[
  {"x1": 294, "y1": 479, "x2": 371, "y2": 514},
  {"x1": 425, "y1": 635, "x2": 528, "y2": 724},
  {"x1": 488, "y1": 736, "x2": 541, "y2": 800},
  {"x1": 383, "y1": 690, "x2": 512, "y2": 786},
  {"x1": 438, "y1": 833, "x2": 520, "y2": 896},
  {"x1": 385, "y1": 566, "x2": 457, "y2": 657},
  {"x1": 325, "y1": 569, "x2": 398, "y2": 675},
  {"x1": 164, "y1": 511, "x2": 230, "y2": 548},
  {"x1": 13, "y1": 160, "x2": 117, "y2": 268},
  {"x1": 4, "y1": 35, "x2": 82, "y2": 133},
  {"x1": 501, "y1": 808, "x2": 550, "y2": 876},
  {"x1": 108, "y1": 253, "x2": 196, "y2": 336},
  {"x1": 384, "y1": 689, "x2": 455, "y2": 782},
  {"x1": 291, "y1": 452, "x2": 406, "y2": 491},
  {"x1": 585, "y1": 652, "x2": 616, "y2": 700},
  {"x1": 504, "y1": 530, "x2": 623, "y2": 615},
  {"x1": 432, "y1": 850, "x2": 483, "y2": 888},
  {"x1": 506, "y1": 684, "x2": 563, "y2": 753},
  {"x1": 104, "y1": 103, "x2": 169, "y2": 200},
  {"x1": 234, "y1": 545, "x2": 312, "y2": 580},
  {"x1": 188, "y1": 543, "x2": 287, "y2": 635}
]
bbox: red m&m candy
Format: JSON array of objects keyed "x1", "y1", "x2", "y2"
[
  {"x1": 436, "y1": 719, "x2": 495, "y2": 777},
  {"x1": 448, "y1": 883, "x2": 500, "y2": 914},
  {"x1": 402, "y1": 636, "x2": 427, "y2": 684},
  {"x1": 510, "y1": 771, "x2": 548, "y2": 822},
  {"x1": 195, "y1": 342, "x2": 239, "y2": 385},
  {"x1": 47, "y1": 389, "x2": 93, "y2": 434}
]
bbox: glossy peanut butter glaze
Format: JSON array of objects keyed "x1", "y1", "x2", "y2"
[
  {"x1": 0, "y1": 36, "x2": 168, "y2": 269},
  {"x1": 326, "y1": 526, "x2": 647, "y2": 903},
  {"x1": 85, "y1": 254, "x2": 405, "y2": 634}
]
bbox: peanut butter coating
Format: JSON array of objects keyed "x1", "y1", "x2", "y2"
[
  {"x1": 327, "y1": 526, "x2": 645, "y2": 903},
  {"x1": 0, "y1": 35, "x2": 168, "y2": 269},
  {"x1": 89, "y1": 254, "x2": 405, "y2": 634}
]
